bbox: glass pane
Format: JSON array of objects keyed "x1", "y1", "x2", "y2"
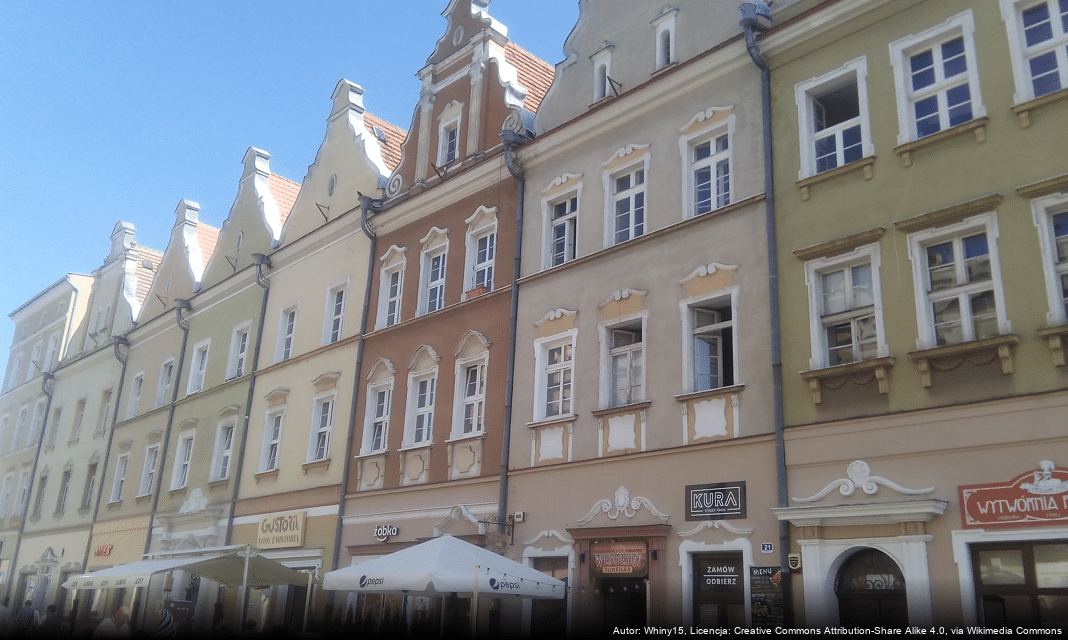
[
  {"x1": 1030, "y1": 51, "x2": 1062, "y2": 97},
  {"x1": 851, "y1": 263, "x2": 874, "y2": 307},
  {"x1": 927, "y1": 241, "x2": 957, "y2": 291},
  {"x1": 856, "y1": 316, "x2": 878, "y2": 360},
  {"x1": 933, "y1": 298, "x2": 962, "y2": 345},
  {"x1": 910, "y1": 50, "x2": 935, "y2": 90},
  {"x1": 826, "y1": 323, "x2": 854, "y2": 366},
  {"x1": 1039, "y1": 596, "x2": 1068, "y2": 627},
  {"x1": 715, "y1": 134, "x2": 728, "y2": 153},
  {"x1": 982, "y1": 595, "x2": 1034, "y2": 627},
  {"x1": 942, "y1": 37, "x2": 967, "y2": 78},
  {"x1": 971, "y1": 290, "x2": 999, "y2": 339},
  {"x1": 1024, "y1": 4, "x2": 1054, "y2": 47},
  {"x1": 815, "y1": 134, "x2": 838, "y2": 173},
  {"x1": 1035, "y1": 544, "x2": 1068, "y2": 588},
  {"x1": 715, "y1": 159, "x2": 730, "y2": 208},
  {"x1": 978, "y1": 549, "x2": 1025, "y2": 585},
  {"x1": 615, "y1": 174, "x2": 631, "y2": 193},
  {"x1": 842, "y1": 124, "x2": 863, "y2": 164},
  {"x1": 694, "y1": 141, "x2": 711, "y2": 161},
  {"x1": 695, "y1": 166, "x2": 712, "y2": 215},
  {"x1": 963, "y1": 235, "x2": 991, "y2": 283},
  {"x1": 822, "y1": 270, "x2": 847, "y2": 314},
  {"x1": 1053, "y1": 212, "x2": 1068, "y2": 261},
  {"x1": 915, "y1": 96, "x2": 941, "y2": 138},
  {"x1": 947, "y1": 83, "x2": 973, "y2": 127}
]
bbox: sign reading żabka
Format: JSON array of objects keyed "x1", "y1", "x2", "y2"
[
  {"x1": 257, "y1": 510, "x2": 306, "y2": 549},
  {"x1": 685, "y1": 481, "x2": 746, "y2": 520},
  {"x1": 959, "y1": 460, "x2": 1068, "y2": 529},
  {"x1": 590, "y1": 541, "x2": 648, "y2": 577}
]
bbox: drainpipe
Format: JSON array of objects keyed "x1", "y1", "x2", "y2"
[
  {"x1": 225, "y1": 254, "x2": 271, "y2": 635},
  {"x1": 740, "y1": 2, "x2": 793, "y2": 626},
  {"x1": 497, "y1": 129, "x2": 531, "y2": 534},
  {"x1": 327, "y1": 192, "x2": 383, "y2": 625}
]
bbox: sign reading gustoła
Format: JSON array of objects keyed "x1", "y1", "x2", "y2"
[
  {"x1": 590, "y1": 540, "x2": 647, "y2": 577},
  {"x1": 959, "y1": 461, "x2": 1068, "y2": 529},
  {"x1": 257, "y1": 510, "x2": 306, "y2": 549}
]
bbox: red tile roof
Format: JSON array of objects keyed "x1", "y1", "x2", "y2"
[
  {"x1": 268, "y1": 174, "x2": 301, "y2": 228},
  {"x1": 365, "y1": 112, "x2": 407, "y2": 171},
  {"x1": 196, "y1": 224, "x2": 220, "y2": 271},
  {"x1": 131, "y1": 245, "x2": 164, "y2": 307},
  {"x1": 505, "y1": 42, "x2": 554, "y2": 112}
]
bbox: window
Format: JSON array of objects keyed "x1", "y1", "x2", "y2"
[
  {"x1": 187, "y1": 341, "x2": 209, "y2": 394},
  {"x1": 471, "y1": 233, "x2": 495, "y2": 290},
  {"x1": 308, "y1": 395, "x2": 335, "y2": 461},
  {"x1": 12, "y1": 407, "x2": 27, "y2": 451},
  {"x1": 805, "y1": 246, "x2": 888, "y2": 369},
  {"x1": 653, "y1": 8, "x2": 677, "y2": 71},
  {"x1": 126, "y1": 373, "x2": 143, "y2": 419},
  {"x1": 437, "y1": 101, "x2": 463, "y2": 166},
  {"x1": 377, "y1": 246, "x2": 407, "y2": 329},
  {"x1": 612, "y1": 168, "x2": 646, "y2": 244},
  {"x1": 43, "y1": 334, "x2": 59, "y2": 372},
  {"x1": 261, "y1": 410, "x2": 283, "y2": 472},
  {"x1": 1001, "y1": 0, "x2": 1068, "y2": 102},
  {"x1": 227, "y1": 324, "x2": 251, "y2": 379},
  {"x1": 1031, "y1": 194, "x2": 1068, "y2": 324},
  {"x1": 6, "y1": 352, "x2": 22, "y2": 391},
  {"x1": 211, "y1": 421, "x2": 235, "y2": 481},
  {"x1": 171, "y1": 432, "x2": 194, "y2": 489},
  {"x1": 14, "y1": 470, "x2": 31, "y2": 515},
  {"x1": 465, "y1": 207, "x2": 497, "y2": 295},
  {"x1": 534, "y1": 332, "x2": 576, "y2": 421},
  {"x1": 26, "y1": 342, "x2": 41, "y2": 382},
  {"x1": 363, "y1": 384, "x2": 392, "y2": 454},
  {"x1": 419, "y1": 230, "x2": 449, "y2": 315},
  {"x1": 442, "y1": 123, "x2": 458, "y2": 164},
  {"x1": 325, "y1": 286, "x2": 346, "y2": 344},
  {"x1": 81, "y1": 463, "x2": 98, "y2": 510},
  {"x1": 599, "y1": 316, "x2": 646, "y2": 408},
  {"x1": 0, "y1": 475, "x2": 12, "y2": 517},
  {"x1": 458, "y1": 362, "x2": 486, "y2": 435},
  {"x1": 55, "y1": 469, "x2": 71, "y2": 514},
  {"x1": 96, "y1": 389, "x2": 112, "y2": 434},
  {"x1": 110, "y1": 454, "x2": 128, "y2": 503},
  {"x1": 46, "y1": 408, "x2": 61, "y2": 448},
  {"x1": 796, "y1": 57, "x2": 874, "y2": 179},
  {"x1": 31, "y1": 475, "x2": 47, "y2": 518},
  {"x1": 384, "y1": 269, "x2": 403, "y2": 324},
  {"x1": 138, "y1": 445, "x2": 159, "y2": 496},
  {"x1": 278, "y1": 307, "x2": 297, "y2": 362},
  {"x1": 28, "y1": 400, "x2": 45, "y2": 445},
  {"x1": 592, "y1": 45, "x2": 613, "y2": 101},
  {"x1": 889, "y1": 11, "x2": 985, "y2": 143},
  {"x1": 907, "y1": 213, "x2": 1008, "y2": 348},
  {"x1": 549, "y1": 194, "x2": 579, "y2": 267},
  {"x1": 681, "y1": 292, "x2": 738, "y2": 393},
  {"x1": 155, "y1": 359, "x2": 174, "y2": 408},
  {"x1": 406, "y1": 375, "x2": 436, "y2": 446},
  {"x1": 693, "y1": 134, "x2": 731, "y2": 215}
]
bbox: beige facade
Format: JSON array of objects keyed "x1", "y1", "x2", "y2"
[{"x1": 766, "y1": 0, "x2": 1068, "y2": 627}]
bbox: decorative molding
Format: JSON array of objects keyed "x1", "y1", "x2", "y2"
[
  {"x1": 677, "y1": 520, "x2": 753, "y2": 538},
  {"x1": 407, "y1": 344, "x2": 441, "y2": 371},
  {"x1": 895, "y1": 193, "x2": 1003, "y2": 234},
  {"x1": 1037, "y1": 325, "x2": 1068, "y2": 366},
  {"x1": 793, "y1": 460, "x2": 935, "y2": 504},
  {"x1": 679, "y1": 262, "x2": 738, "y2": 286},
  {"x1": 366, "y1": 357, "x2": 396, "y2": 381},
  {"x1": 797, "y1": 157, "x2": 875, "y2": 201},
  {"x1": 264, "y1": 388, "x2": 289, "y2": 407},
  {"x1": 1011, "y1": 87, "x2": 1068, "y2": 129},
  {"x1": 522, "y1": 530, "x2": 574, "y2": 546},
  {"x1": 542, "y1": 173, "x2": 583, "y2": 196},
  {"x1": 907, "y1": 334, "x2": 1019, "y2": 387},
  {"x1": 419, "y1": 226, "x2": 450, "y2": 247},
  {"x1": 577, "y1": 485, "x2": 670, "y2": 525},
  {"x1": 311, "y1": 371, "x2": 342, "y2": 392},
  {"x1": 793, "y1": 228, "x2": 885, "y2": 262},
  {"x1": 1016, "y1": 172, "x2": 1068, "y2": 200},
  {"x1": 217, "y1": 404, "x2": 242, "y2": 419},
  {"x1": 535, "y1": 308, "x2": 577, "y2": 326},
  {"x1": 773, "y1": 500, "x2": 947, "y2": 527},
  {"x1": 678, "y1": 106, "x2": 734, "y2": 136},
  {"x1": 432, "y1": 503, "x2": 485, "y2": 537},
  {"x1": 178, "y1": 488, "x2": 209, "y2": 514},
  {"x1": 800, "y1": 357, "x2": 895, "y2": 404},
  {"x1": 602, "y1": 143, "x2": 650, "y2": 170},
  {"x1": 893, "y1": 117, "x2": 988, "y2": 167},
  {"x1": 453, "y1": 330, "x2": 490, "y2": 357},
  {"x1": 598, "y1": 288, "x2": 647, "y2": 309}
]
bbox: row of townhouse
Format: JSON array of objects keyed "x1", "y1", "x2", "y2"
[{"x1": 1, "y1": 0, "x2": 1065, "y2": 635}]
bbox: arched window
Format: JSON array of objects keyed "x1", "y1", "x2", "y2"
[{"x1": 835, "y1": 548, "x2": 908, "y2": 626}]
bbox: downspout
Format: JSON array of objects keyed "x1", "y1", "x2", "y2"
[
  {"x1": 327, "y1": 192, "x2": 382, "y2": 624},
  {"x1": 741, "y1": 2, "x2": 793, "y2": 626},
  {"x1": 225, "y1": 255, "x2": 271, "y2": 636},
  {"x1": 143, "y1": 299, "x2": 192, "y2": 563},
  {"x1": 497, "y1": 129, "x2": 531, "y2": 533}
]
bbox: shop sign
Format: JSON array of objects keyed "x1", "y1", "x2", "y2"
[
  {"x1": 695, "y1": 558, "x2": 743, "y2": 592},
  {"x1": 685, "y1": 481, "x2": 746, "y2": 520},
  {"x1": 373, "y1": 525, "x2": 398, "y2": 542},
  {"x1": 590, "y1": 541, "x2": 647, "y2": 577},
  {"x1": 256, "y1": 510, "x2": 306, "y2": 549},
  {"x1": 750, "y1": 566, "x2": 784, "y2": 629},
  {"x1": 94, "y1": 544, "x2": 114, "y2": 557},
  {"x1": 959, "y1": 460, "x2": 1068, "y2": 529}
]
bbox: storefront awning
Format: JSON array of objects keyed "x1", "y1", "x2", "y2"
[{"x1": 62, "y1": 550, "x2": 310, "y2": 590}]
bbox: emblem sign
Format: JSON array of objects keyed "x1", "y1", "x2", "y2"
[
  {"x1": 256, "y1": 510, "x2": 306, "y2": 549},
  {"x1": 685, "y1": 481, "x2": 746, "y2": 520},
  {"x1": 373, "y1": 525, "x2": 398, "y2": 542},
  {"x1": 590, "y1": 540, "x2": 648, "y2": 578},
  {"x1": 959, "y1": 461, "x2": 1068, "y2": 529}
]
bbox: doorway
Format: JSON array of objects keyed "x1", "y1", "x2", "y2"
[
  {"x1": 692, "y1": 552, "x2": 745, "y2": 627},
  {"x1": 835, "y1": 548, "x2": 907, "y2": 626}
]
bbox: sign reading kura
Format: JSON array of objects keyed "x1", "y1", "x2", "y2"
[
  {"x1": 257, "y1": 510, "x2": 306, "y2": 549},
  {"x1": 686, "y1": 481, "x2": 746, "y2": 520}
]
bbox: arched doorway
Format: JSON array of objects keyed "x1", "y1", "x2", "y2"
[{"x1": 835, "y1": 548, "x2": 908, "y2": 626}]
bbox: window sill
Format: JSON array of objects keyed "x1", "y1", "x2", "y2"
[
  {"x1": 446, "y1": 432, "x2": 485, "y2": 445},
  {"x1": 398, "y1": 442, "x2": 432, "y2": 454},
  {"x1": 302, "y1": 458, "x2": 331, "y2": 474},
  {"x1": 797, "y1": 156, "x2": 875, "y2": 201},
  {"x1": 207, "y1": 478, "x2": 229, "y2": 490},
  {"x1": 673, "y1": 383, "x2": 745, "y2": 403},
  {"x1": 526, "y1": 413, "x2": 577, "y2": 429},
  {"x1": 894, "y1": 117, "x2": 988, "y2": 168},
  {"x1": 169, "y1": 486, "x2": 188, "y2": 497},
  {"x1": 355, "y1": 449, "x2": 388, "y2": 460},
  {"x1": 1012, "y1": 87, "x2": 1068, "y2": 129},
  {"x1": 799, "y1": 357, "x2": 895, "y2": 404},
  {"x1": 591, "y1": 401, "x2": 651, "y2": 418},
  {"x1": 907, "y1": 334, "x2": 1019, "y2": 387},
  {"x1": 463, "y1": 286, "x2": 489, "y2": 301},
  {"x1": 77, "y1": 507, "x2": 91, "y2": 516},
  {"x1": 1036, "y1": 325, "x2": 1068, "y2": 367},
  {"x1": 135, "y1": 493, "x2": 151, "y2": 504},
  {"x1": 254, "y1": 469, "x2": 279, "y2": 483}
]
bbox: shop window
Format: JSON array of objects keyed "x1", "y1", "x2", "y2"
[{"x1": 973, "y1": 541, "x2": 1068, "y2": 627}]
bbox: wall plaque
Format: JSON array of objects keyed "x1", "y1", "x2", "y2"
[{"x1": 256, "y1": 510, "x2": 306, "y2": 549}]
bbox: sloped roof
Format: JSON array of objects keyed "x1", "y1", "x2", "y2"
[
  {"x1": 505, "y1": 42, "x2": 554, "y2": 112},
  {"x1": 196, "y1": 224, "x2": 220, "y2": 271},
  {"x1": 365, "y1": 112, "x2": 407, "y2": 171},
  {"x1": 268, "y1": 174, "x2": 301, "y2": 228},
  {"x1": 131, "y1": 244, "x2": 164, "y2": 307}
]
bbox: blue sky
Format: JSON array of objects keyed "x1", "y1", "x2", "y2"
[{"x1": 0, "y1": 0, "x2": 578, "y2": 373}]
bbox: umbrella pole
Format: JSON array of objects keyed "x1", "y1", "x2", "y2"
[
  {"x1": 470, "y1": 564, "x2": 479, "y2": 638},
  {"x1": 301, "y1": 569, "x2": 312, "y2": 634},
  {"x1": 239, "y1": 545, "x2": 250, "y2": 635}
]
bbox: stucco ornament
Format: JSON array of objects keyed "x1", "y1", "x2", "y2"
[
  {"x1": 792, "y1": 460, "x2": 935, "y2": 504},
  {"x1": 577, "y1": 485, "x2": 669, "y2": 525},
  {"x1": 179, "y1": 488, "x2": 209, "y2": 514}
]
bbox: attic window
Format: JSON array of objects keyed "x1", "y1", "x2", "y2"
[
  {"x1": 165, "y1": 276, "x2": 172, "y2": 293},
  {"x1": 141, "y1": 260, "x2": 155, "y2": 270},
  {"x1": 328, "y1": 174, "x2": 337, "y2": 196},
  {"x1": 236, "y1": 232, "x2": 243, "y2": 250},
  {"x1": 372, "y1": 126, "x2": 387, "y2": 144}
]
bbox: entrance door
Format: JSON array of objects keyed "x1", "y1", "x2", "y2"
[
  {"x1": 692, "y1": 553, "x2": 745, "y2": 627},
  {"x1": 972, "y1": 541, "x2": 1068, "y2": 628},
  {"x1": 835, "y1": 549, "x2": 907, "y2": 626},
  {"x1": 601, "y1": 577, "x2": 646, "y2": 628},
  {"x1": 530, "y1": 556, "x2": 568, "y2": 636}
]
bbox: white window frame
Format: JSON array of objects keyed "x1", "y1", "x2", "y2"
[
  {"x1": 260, "y1": 408, "x2": 284, "y2": 472},
  {"x1": 533, "y1": 330, "x2": 578, "y2": 422},
  {"x1": 14, "y1": 469, "x2": 31, "y2": 515},
  {"x1": 138, "y1": 444, "x2": 159, "y2": 497},
  {"x1": 307, "y1": 392, "x2": 336, "y2": 462},
  {"x1": 543, "y1": 184, "x2": 582, "y2": 269},
  {"x1": 1000, "y1": 0, "x2": 1068, "y2": 103},
  {"x1": 227, "y1": 322, "x2": 252, "y2": 379},
  {"x1": 324, "y1": 284, "x2": 347, "y2": 345},
  {"x1": 598, "y1": 312, "x2": 647, "y2": 408},
  {"x1": 464, "y1": 207, "x2": 498, "y2": 295},
  {"x1": 453, "y1": 354, "x2": 488, "y2": 438},
  {"x1": 679, "y1": 111, "x2": 734, "y2": 219},
  {"x1": 1030, "y1": 192, "x2": 1068, "y2": 325},
  {"x1": 437, "y1": 100, "x2": 464, "y2": 166},
  {"x1": 795, "y1": 57, "x2": 875, "y2": 180},
  {"x1": 81, "y1": 463, "x2": 98, "y2": 510},
  {"x1": 604, "y1": 154, "x2": 650, "y2": 247},
  {"x1": 12, "y1": 406, "x2": 28, "y2": 452},
  {"x1": 5, "y1": 352, "x2": 22, "y2": 391},
  {"x1": 187, "y1": 339, "x2": 210, "y2": 394},
  {"x1": 906, "y1": 212, "x2": 1010, "y2": 350},
  {"x1": 277, "y1": 305, "x2": 298, "y2": 363},
  {"x1": 404, "y1": 371, "x2": 438, "y2": 448},
  {"x1": 376, "y1": 246, "x2": 407, "y2": 330},
  {"x1": 109, "y1": 454, "x2": 128, "y2": 503},
  {"x1": 652, "y1": 8, "x2": 677, "y2": 71},
  {"x1": 170, "y1": 431, "x2": 195, "y2": 490},
  {"x1": 154, "y1": 359, "x2": 174, "y2": 409},
  {"x1": 362, "y1": 382, "x2": 393, "y2": 455},
  {"x1": 418, "y1": 228, "x2": 449, "y2": 316},
  {"x1": 97, "y1": 389, "x2": 113, "y2": 434},
  {"x1": 211, "y1": 419, "x2": 236, "y2": 481},
  {"x1": 26, "y1": 342, "x2": 41, "y2": 382},
  {"x1": 31, "y1": 473, "x2": 47, "y2": 518},
  {"x1": 126, "y1": 372, "x2": 144, "y2": 419},
  {"x1": 591, "y1": 45, "x2": 613, "y2": 102},
  {"x1": 44, "y1": 333, "x2": 59, "y2": 372},
  {"x1": 55, "y1": 468, "x2": 71, "y2": 514},
  {"x1": 804, "y1": 244, "x2": 888, "y2": 370},
  {"x1": 680, "y1": 288, "x2": 740, "y2": 394},
  {"x1": 888, "y1": 10, "x2": 986, "y2": 145},
  {"x1": 28, "y1": 399, "x2": 45, "y2": 445}
]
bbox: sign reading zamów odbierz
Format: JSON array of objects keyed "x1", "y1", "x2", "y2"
[{"x1": 686, "y1": 481, "x2": 746, "y2": 520}]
